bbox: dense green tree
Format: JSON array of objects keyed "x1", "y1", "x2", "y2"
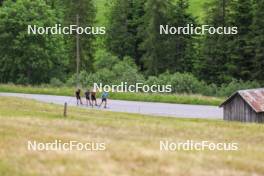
[
  {"x1": 229, "y1": 0, "x2": 254, "y2": 81},
  {"x1": 131, "y1": 0, "x2": 146, "y2": 68},
  {"x1": 44, "y1": 0, "x2": 59, "y2": 8},
  {"x1": 0, "y1": 0, "x2": 67, "y2": 84},
  {"x1": 0, "y1": 0, "x2": 262, "y2": 87},
  {"x1": 106, "y1": 0, "x2": 135, "y2": 59},
  {"x1": 106, "y1": 0, "x2": 145, "y2": 68},
  {"x1": 141, "y1": 0, "x2": 170, "y2": 75},
  {"x1": 44, "y1": 0, "x2": 65, "y2": 18},
  {"x1": 199, "y1": 0, "x2": 234, "y2": 84},
  {"x1": 252, "y1": 0, "x2": 264, "y2": 81},
  {"x1": 141, "y1": 0, "x2": 197, "y2": 75},
  {"x1": 64, "y1": 0, "x2": 96, "y2": 73},
  {"x1": 166, "y1": 0, "x2": 197, "y2": 73}
]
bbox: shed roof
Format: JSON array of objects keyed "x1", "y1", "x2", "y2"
[{"x1": 220, "y1": 88, "x2": 264, "y2": 113}]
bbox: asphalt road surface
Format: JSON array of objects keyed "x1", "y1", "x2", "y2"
[{"x1": 0, "y1": 93, "x2": 223, "y2": 119}]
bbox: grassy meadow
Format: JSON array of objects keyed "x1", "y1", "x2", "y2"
[
  {"x1": 0, "y1": 96, "x2": 264, "y2": 176},
  {"x1": 0, "y1": 84, "x2": 224, "y2": 106}
]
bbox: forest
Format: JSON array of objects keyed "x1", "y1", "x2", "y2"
[{"x1": 0, "y1": 0, "x2": 263, "y2": 97}]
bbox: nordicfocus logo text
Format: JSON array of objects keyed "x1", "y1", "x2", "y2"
[
  {"x1": 28, "y1": 24, "x2": 106, "y2": 35},
  {"x1": 27, "y1": 140, "x2": 106, "y2": 151},
  {"x1": 160, "y1": 24, "x2": 238, "y2": 35},
  {"x1": 94, "y1": 82, "x2": 172, "y2": 93},
  {"x1": 160, "y1": 140, "x2": 239, "y2": 151}
]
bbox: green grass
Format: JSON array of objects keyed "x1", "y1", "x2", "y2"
[
  {"x1": 0, "y1": 97, "x2": 264, "y2": 176},
  {"x1": 0, "y1": 84, "x2": 224, "y2": 106}
]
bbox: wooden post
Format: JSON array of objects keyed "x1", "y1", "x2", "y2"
[
  {"x1": 64, "y1": 102, "x2": 67, "y2": 117},
  {"x1": 76, "y1": 14, "x2": 80, "y2": 87}
]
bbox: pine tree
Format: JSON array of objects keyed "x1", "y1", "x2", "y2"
[
  {"x1": 141, "y1": 0, "x2": 170, "y2": 75},
  {"x1": 166, "y1": 0, "x2": 197, "y2": 73},
  {"x1": 106, "y1": 0, "x2": 136, "y2": 59},
  {"x1": 229, "y1": 0, "x2": 254, "y2": 81},
  {"x1": 106, "y1": 0, "x2": 145, "y2": 68},
  {"x1": 132, "y1": 0, "x2": 146, "y2": 69},
  {"x1": 199, "y1": 0, "x2": 234, "y2": 84},
  {"x1": 252, "y1": 0, "x2": 264, "y2": 81}
]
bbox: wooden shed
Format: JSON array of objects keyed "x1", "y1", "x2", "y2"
[{"x1": 220, "y1": 88, "x2": 264, "y2": 123}]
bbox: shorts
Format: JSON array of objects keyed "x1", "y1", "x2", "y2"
[
  {"x1": 102, "y1": 98, "x2": 107, "y2": 102},
  {"x1": 86, "y1": 96, "x2": 90, "y2": 100},
  {"x1": 76, "y1": 96, "x2": 81, "y2": 100},
  {"x1": 91, "y1": 95, "x2": 96, "y2": 101}
]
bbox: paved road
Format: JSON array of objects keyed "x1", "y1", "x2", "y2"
[{"x1": 0, "y1": 93, "x2": 223, "y2": 119}]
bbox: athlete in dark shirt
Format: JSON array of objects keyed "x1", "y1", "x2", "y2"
[
  {"x1": 75, "y1": 89, "x2": 83, "y2": 105},
  {"x1": 85, "y1": 90, "x2": 91, "y2": 106},
  {"x1": 91, "y1": 90, "x2": 98, "y2": 107}
]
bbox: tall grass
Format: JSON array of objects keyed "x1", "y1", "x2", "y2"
[{"x1": 0, "y1": 97, "x2": 264, "y2": 176}]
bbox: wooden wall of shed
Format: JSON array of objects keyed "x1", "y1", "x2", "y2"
[{"x1": 223, "y1": 95, "x2": 264, "y2": 123}]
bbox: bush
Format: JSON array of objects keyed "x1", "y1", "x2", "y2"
[
  {"x1": 66, "y1": 57, "x2": 145, "y2": 88},
  {"x1": 94, "y1": 50, "x2": 119, "y2": 70},
  {"x1": 66, "y1": 69, "x2": 262, "y2": 98},
  {"x1": 67, "y1": 51, "x2": 263, "y2": 97},
  {"x1": 50, "y1": 78, "x2": 64, "y2": 87},
  {"x1": 145, "y1": 72, "x2": 210, "y2": 94},
  {"x1": 144, "y1": 76, "x2": 160, "y2": 85},
  {"x1": 66, "y1": 71, "x2": 100, "y2": 88},
  {"x1": 217, "y1": 79, "x2": 261, "y2": 97},
  {"x1": 112, "y1": 57, "x2": 145, "y2": 84},
  {"x1": 169, "y1": 73, "x2": 205, "y2": 94},
  {"x1": 94, "y1": 68, "x2": 116, "y2": 85},
  {"x1": 15, "y1": 76, "x2": 30, "y2": 85},
  {"x1": 201, "y1": 83, "x2": 218, "y2": 96}
]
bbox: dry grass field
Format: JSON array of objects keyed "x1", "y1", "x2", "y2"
[{"x1": 0, "y1": 97, "x2": 264, "y2": 176}]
